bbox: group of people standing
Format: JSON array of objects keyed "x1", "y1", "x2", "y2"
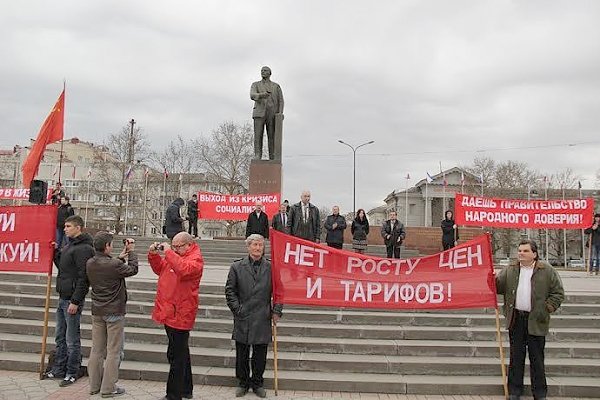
[{"x1": 245, "y1": 190, "x2": 464, "y2": 258}]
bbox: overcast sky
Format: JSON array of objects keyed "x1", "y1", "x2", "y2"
[{"x1": 1, "y1": 1, "x2": 599, "y2": 213}]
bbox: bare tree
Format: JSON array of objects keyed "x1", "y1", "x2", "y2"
[
  {"x1": 91, "y1": 123, "x2": 149, "y2": 233},
  {"x1": 194, "y1": 121, "x2": 253, "y2": 236},
  {"x1": 195, "y1": 121, "x2": 253, "y2": 194}
]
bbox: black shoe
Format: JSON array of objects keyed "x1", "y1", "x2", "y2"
[
  {"x1": 253, "y1": 387, "x2": 267, "y2": 398},
  {"x1": 182, "y1": 394, "x2": 193, "y2": 399},
  {"x1": 101, "y1": 387, "x2": 125, "y2": 398},
  {"x1": 59, "y1": 376, "x2": 77, "y2": 387},
  {"x1": 42, "y1": 371, "x2": 65, "y2": 380},
  {"x1": 235, "y1": 387, "x2": 248, "y2": 397}
]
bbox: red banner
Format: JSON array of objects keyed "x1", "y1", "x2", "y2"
[
  {"x1": 455, "y1": 193, "x2": 594, "y2": 229},
  {"x1": 197, "y1": 191, "x2": 280, "y2": 221},
  {"x1": 0, "y1": 205, "x2": 56, "y2": 273},
  {"x1": 270, "y1": 229, "x2": 497, "y2": 310},
  {"x1": 0, "y1": 188, "x2": 52, "y2": 202}
]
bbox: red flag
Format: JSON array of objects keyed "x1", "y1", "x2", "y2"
[{"x1": 22, "y1": 90, "x2": 65, "y2": 186}]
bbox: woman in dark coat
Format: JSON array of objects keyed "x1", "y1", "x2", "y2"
[
  {"x1": 164, "y1": 198, "x2": 185, "y2": 240},
  {"x1": 351, "y1": 209, "x2": 369, "y2": 254},
  {"x1": 441, "y1": 210, "x2": 458, "y2": 250}
]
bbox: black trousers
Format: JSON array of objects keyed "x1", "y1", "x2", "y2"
[
  {"x1": 165, "y1": 325, "x2": 193, "y2": 400},
  {"x1": 442, "y1": 240, "x2": 454, "y2": 250},
  {"x1": 508, "y1": 311, "x2": 547, "y2": 399},
  {"x1": 187, "y1": 218, "x2": 198, "y2": 237},
  {"x1": 236, "y1": 341, "x2": 268, "y2": 389},
  {"x1": 386, "y1": 245, "x2": 401, "y2": 258},
  {"x1": 327, "y1": 242, "x2": 343, "y2": 249}
]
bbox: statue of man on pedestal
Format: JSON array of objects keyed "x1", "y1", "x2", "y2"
[{"x1": 250, "y1": 66, "x2": 284, "y2": 160}]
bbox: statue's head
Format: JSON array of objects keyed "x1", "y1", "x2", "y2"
[{"x1": 261, "y1": 66, "x2": 272, "y2": 79}]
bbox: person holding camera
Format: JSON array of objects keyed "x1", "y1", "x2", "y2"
[
  {"x1": 86, "y1": 233, "x2": 138, "y2": 398},
  {"x1": 148, "y1": 232, "x2": 204, "y2": 400}
]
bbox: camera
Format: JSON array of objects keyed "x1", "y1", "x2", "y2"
[
  {"x1": 123, "y1": 238, "x2": 135, "y2": 245},
  {"x1": 153, "y1": 242, "x2": 164, "y2": 251}
]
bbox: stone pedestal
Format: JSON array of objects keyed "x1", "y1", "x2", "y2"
[{"x1": 249, "y1": 160, "x2": 282, "y2": 194}]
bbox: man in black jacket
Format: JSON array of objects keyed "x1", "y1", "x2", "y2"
[
  {"x1": 56, "y1": 196, "x2": 74, "y2": 249},
  {"x1": 584, "y1": 213, "x2": 600, "y2": 275},
  {"x1": 271, "y1": 203, "x2": 288, "y2": 233},
  {"x1": 44, "y1": 215, "x2": 95, "y2": 386},
  {"x1": 245, "y1": 201, "x2": 269, "y2": 239},
  {"x1": 164, "y1": 198, "x2": 185, "y2": 240},
  {"x1": 287, "y1": 191, "x2": 321, "y2": 242},
  {"x1": 381, "y1": 211, "x2": 406, "y2": 259},
  {"x1": 225, "y1": 234, "x2": 283, "y2": 398},
  {"x1": 324, "y1": 206, "x2": 347, "y2": 249},
  {"x1": 187, "y1": 194, "x2": 199, "y2": 238},
  {"x1": 86, "y1": 232, "x2": 138, "y2": 397}
]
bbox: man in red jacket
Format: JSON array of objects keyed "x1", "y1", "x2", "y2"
[{"x1": 148, "y1": 232, "x2": 204, "y2": 400}]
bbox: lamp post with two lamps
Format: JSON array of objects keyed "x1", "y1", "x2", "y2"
[{"x1": 338, "y1": 140, "x2": 375, "y2": 217}]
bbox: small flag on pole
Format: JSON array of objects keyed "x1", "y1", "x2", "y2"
[
  {"x1": 426, "y1": 172, "x2": 434, "y2": 183},
  {"x1": 443, "y1": 171, "x2": 448, "y2": 187},
  {"x1": 124, "y1": 165, "x2": 133, "y2": 180},
  {"x1": 578, "y1": 181, "x2": 582, "y2": 189},
  {"x1": 144, "y1": 167, "x2": 149, "y2": 178},
  {"x1": 86, "y1": 167, "x2": 92, "y2": 180},
  {"x1": 164, "y1": 168, "x2": 169, "y2": 179},
  {"x1": 52, "y1": 165, "x2": 58, "y2": 177},
  {"x1": 405, "y1": 173, "x2": 410, "y2": 180},
  {"x1": 179, "y1": 173, "x2": 183, "y2": 182}
]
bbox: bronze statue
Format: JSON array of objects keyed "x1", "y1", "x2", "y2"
[{"x1": 250, "y1": 66, "x2": 284, "y2": 160}]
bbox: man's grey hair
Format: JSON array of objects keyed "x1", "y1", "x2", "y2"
[{"x1": 245, "y1": 234, "x2": 265, "y2": 246}]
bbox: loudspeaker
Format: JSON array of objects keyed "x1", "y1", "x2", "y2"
[{"x1": 29, "y1": 179, "x2": 48, "y2": 204}]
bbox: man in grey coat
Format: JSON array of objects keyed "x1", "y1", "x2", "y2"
[{"x1": 225, "y1": 234, "x2": 283, "y2": 398}]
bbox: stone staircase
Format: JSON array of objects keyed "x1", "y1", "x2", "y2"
[{"x1": 0, "y1": 272, "x2": 599, "y2": 397}]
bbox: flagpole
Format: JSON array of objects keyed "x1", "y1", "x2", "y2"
[
  {"x1": 545, "y1": 182, "x2": 549, "y2": 261},
  {"x1": 142, "y1": 170, "x2": 148, "y2": 237},
  {"x1": 562, "y1": 187, "x2": 567, "y2": 268},
  {"x1": 124, "y1": 179, "x2": 130, "y2": 235},
  {"x1": 424, "y1": 180, "x2": 428, "y2": 227},
  {"x1": 404, "y1": 175, "x2": 409, "y2": 226},
  {"x1": 580, "y1": 183, "x2": 586, "y2": 268},
  {"x1": 84, "y1": 177, "x2": 91, "y2": 227},
  {"x1": 162, "y1": 171, "x2": 168, "y2": 226}
]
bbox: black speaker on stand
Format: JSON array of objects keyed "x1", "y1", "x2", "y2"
[{"x1": 29, "y1": 180, "x2": 48, "y2": 204}]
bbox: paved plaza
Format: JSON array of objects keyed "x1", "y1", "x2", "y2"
[{"x1": 0, "y1": 370, "x2": 587, "y2": 400}]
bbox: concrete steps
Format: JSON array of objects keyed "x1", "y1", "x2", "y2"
[{"x1": 0, "y1": 272, "x2": 599, "y2": 397}]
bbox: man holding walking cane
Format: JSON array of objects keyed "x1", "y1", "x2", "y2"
[{"x1": 225, "y1": 234, "x2": 283, "y2": 398}]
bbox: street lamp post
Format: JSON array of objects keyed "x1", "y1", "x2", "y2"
[{"x1": 338, "y1": 140, "x2": 375, "y2": 216}]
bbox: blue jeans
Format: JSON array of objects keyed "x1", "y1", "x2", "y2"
[
  {"x1": 592, "y1": 245, "x2": 600, "y2": 272},
  {"x1": 55, "y1": 228, "x2": 66, "y2": 249},
  {"x1": 52, "y1": 298, "x2": 83, "y2": 377}
]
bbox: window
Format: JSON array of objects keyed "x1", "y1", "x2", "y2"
[{"x1": 151, "y1": 227, "x2": 157, "y2": 235}]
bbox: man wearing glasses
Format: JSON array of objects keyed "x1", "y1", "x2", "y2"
[{"x1": 148, "y1": 232, "x2": 204, "y2": 400}]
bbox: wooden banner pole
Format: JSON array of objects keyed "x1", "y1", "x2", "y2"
[
  {"x1": 494, "y1": 308, "x2": 508, "y2": 399},
  {"x1": 39, "y1": 273, "x2": 53, "y2": 379}
]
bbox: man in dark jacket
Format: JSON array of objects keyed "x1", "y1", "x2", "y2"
[
  {"x1": 187, "y1": 194, "x2": 198, "y2": 238},
  {"x1": 44, "y1": 215, "x2": 94, "y2": 386},
  {"x1": 271, "y1": 203, "x2": 288, "y2": 233},
  {"x1": 381, "y1": 211, "x2": 406, "y2": 258},
  {"x1": 495, "y1": 239, "x2": 564, "y2": 400},
  {"x1": 56, "y1": 196, "x2": 75, "y2": 249},
  {"x1": 286, "y1": 190, "x2": 321, "y2": 242},
  {"x1": 149, "y1": 232, "x2": 204, "y2": 400},
  {"x1": 225, "y1": 234, "x2": 283, "y2": 398},
  {"x1": 245, "y1": 201, "x2": 269, "y2": 239},
  {"x1": 50, "y1": 182, "x2": 65, "y2": 205},
  {"x1": 165, "y1": 198, "x2": 185, "y2": 240},
  {"x1": 86, "y1": 232, "x2": 138, "y2": 398},
  {"x1": 584, "y1": 213, "x2": 600, "y2": 275},
  {"x1": 441, "y1": 210, "x2": 459, "y2": 250},
  {"x1": 324, "y1": 206, "x2": 347, "y2": 249}
]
